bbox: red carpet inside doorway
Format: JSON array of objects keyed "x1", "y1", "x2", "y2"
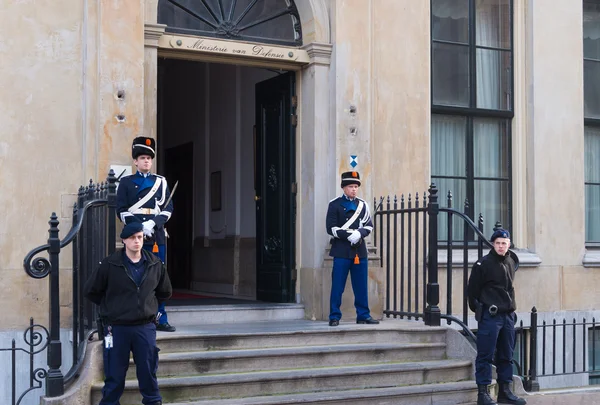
[{"x1": 170, "y1": 291, "x2": 213, "y2": 300}]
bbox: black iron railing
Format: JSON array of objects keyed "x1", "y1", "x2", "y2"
[
  {"x1": 0, "y1": 319, "x2": 49, "y2": 405},
  {"x1": 373, "y1": 184, "x2": 498, "y2": 342},
  {"x1": 22, "y1": 170, "x2": 117, "y2": 397},
  {"x1": 514, "y1": 307, "x2": 599, "y2": 391}
]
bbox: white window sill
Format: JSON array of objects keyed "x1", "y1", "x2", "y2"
[
  {"x1": 438, "y1": 248, "x2": 541, "y2": 268},
  {"x1": 583, "y1": 250, "x2": 600, "y2": 267}
]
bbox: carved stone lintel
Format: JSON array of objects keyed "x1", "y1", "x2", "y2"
[
  {"x1": 144, "y1": 23, "x2": 167, "y2": 48},
  {"x1": 301, "y1": 42, "x2": 333, "y2": 67}
]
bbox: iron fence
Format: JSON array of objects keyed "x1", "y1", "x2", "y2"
[
  {"x1": 0, "y1": 319, "x2": 49, "y2": 405},
  {"x1": 514, "y1": 307, "x2": 600, "y2": 391},
  {"x1": 373, "y1": 184, "x2": 497, "y2": 341},
  {"x1": 22, "y1": 170, "x2": 117, "y2": 397}
]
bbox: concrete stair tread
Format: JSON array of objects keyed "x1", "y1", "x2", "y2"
[
  {"x1": 157, "y1": 319, "x2": 448, "y2": 335},
  {"x1": 143, "y1": 341, "x2": 446, "y2": 362},
  {"x1": 93, "y1": 358, "x2": 472, "y2": 389},
  {"x1": 167, "y1": 303, "x2": 304, "y2": 312},
  {"x1": 155, "y1": 319, "x2": 448, "y2": 342},
  {"x1": 166, "y1": 381, "x2": 478, "y2": 404},
  {"x1": 166, "y1": 303, "x2": 306, "y2": 325}
]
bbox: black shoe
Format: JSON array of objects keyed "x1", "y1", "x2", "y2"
[
  {"x1": 356, "y1": 317, "x2": 379, "y2": 324},
  {"x1": 477, "y1": 385, "x2": 497, "y2": 405},
  {"x1": 497, "y1": 382, "x2": 527, "y2": 404},
  {"x1": 156, "y1": 322, "x2": 176, "y2": 332},
  {"x1": 329, "y1": 319, "x2": 339, "y2": 326}
]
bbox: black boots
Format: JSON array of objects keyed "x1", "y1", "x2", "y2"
[
  {"x1": 497, "y1": 382, "x2": 527, "y2": 404},
  {"x1": 477, "y1": 385, "x2": 497, "y2": 405}
]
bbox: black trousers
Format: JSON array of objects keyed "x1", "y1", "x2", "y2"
[{"x1": 100, "y1": 323, "x2": 161, "y2": 405}]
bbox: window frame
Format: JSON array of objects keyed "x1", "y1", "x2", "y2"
[
  {"x1": 584, "y1": 0, "x2": 600, "y2": 245},
  {"x1": 430, "y1": 0, "x2": 515, "y2": 243}
]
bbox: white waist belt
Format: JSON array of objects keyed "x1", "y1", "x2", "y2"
[{"x1": 131, "y1": 208, "x2": 160, "y2": 215}]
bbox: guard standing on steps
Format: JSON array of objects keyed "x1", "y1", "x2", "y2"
[
  {"x1": 84, "y1": 222, "x2": 172, "y2": 405},
  {"x1": 117, "y1": 136, "x2": 176, "y2": 332},
  {"x1": 467, "y1": 229, "x2": 527, "y2": 405},
  {"x1": 326, "y1": 171, "x2": 379, "y2": 327}
]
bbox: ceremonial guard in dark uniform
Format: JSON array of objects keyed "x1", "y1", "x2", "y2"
[
  {"x1": 84, "y1": 222, "x2": 172, "y2": 405},
  {"x1": 326, "y1": 171, "x2": 379, "y2": 326},
  {"x1": 116, "y1": 137, "x2": 176, "y2": 332},
  {"x1": 468, "y1": 229, "x2": 526, "y2": 405}
]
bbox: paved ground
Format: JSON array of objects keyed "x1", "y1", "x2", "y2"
[{"x1": 522, "y1": 389, "x2": 600, "y2": 404}]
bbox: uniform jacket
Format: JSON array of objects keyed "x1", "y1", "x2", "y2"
[
  {"x1": 84, "y1": 249, "x2": 172, "y2": 325},
  {"x1": 326, "y1": 195, "x2": 373, "y2": 259},
  {"x1": 116, "y1": 172, "x2": 173, "y2": 245},
  {"x1": 467, "y1": 248, "x2": 519, "y2": 314}
]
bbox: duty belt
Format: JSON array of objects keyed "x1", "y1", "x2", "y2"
[{"x1": 131, "y1": 208, "x2": 160, "y2": 215}]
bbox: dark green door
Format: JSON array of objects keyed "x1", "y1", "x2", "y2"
[{"x1": 255, "y1": 72, "x2": 297, "y2": 303}]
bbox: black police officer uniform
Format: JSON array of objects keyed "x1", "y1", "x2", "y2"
[
  {"x1": 116, "y1": 137, "x2": 175, "y2": 332},
  {"x1": 467, "y1": 229, "x2": 526, "y2": 405},
  {"x1": 326, "y1": 171, "x2": 378, "y2": 326},
  {"x1": 84, "y1": 222, "x2": 172, "y2": 405}
]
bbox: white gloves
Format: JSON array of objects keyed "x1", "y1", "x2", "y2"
[
  {"x1": 347, "y1": 229, "x2": 362, "y2": 245},
  {"x1": 142, "y1": 220, "x2": 156, "y2": 237}
]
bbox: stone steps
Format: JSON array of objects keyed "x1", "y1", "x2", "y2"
[
  {"x1": 166, "y1": 303, "x2": 305, "y2": 326},
  {"x1": 153, "y1": 322, "x2": 447, "y2": 353},
  {"x1": 91, "y1": 359, "x2": 473, "y2": 404},
  {"x1": 88, "y1": 320, "x2": 477, "y2": 404},
  {"x1": 168, "y1": 381, "x2": 478, "y2": 405},
  {"x1": 129, "y1": 341, "x2": 447, "y2": 377}
]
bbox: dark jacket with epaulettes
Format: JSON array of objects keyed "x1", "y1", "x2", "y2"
[{"x1": 326, "y1": 195, "x2": 373, "y2": 259}]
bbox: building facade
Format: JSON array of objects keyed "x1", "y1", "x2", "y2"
[{"x1": 1, "y1": 0, "x2": 600, "y2": 399}]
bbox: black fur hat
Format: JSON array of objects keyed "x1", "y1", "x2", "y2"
[
  {"x1": 340, "y1": 171, "x2": 361, "y2": 188},
  {"x1": 132, "y1": 137, "x2": 156, "y2": 159}
]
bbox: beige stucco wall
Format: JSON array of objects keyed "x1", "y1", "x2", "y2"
[
  {"x1": 1, "y1": 0, "x2": 84, "y2": 328},
  {"x1": 0, "y1": 0, "x2": 146, "y2": 329},
  {"x1": 526, "y1": 1, "x2": 585, "y2": 264},
  {"x1": 329, "y1": 0, "x2": 430, "y2": 203}
]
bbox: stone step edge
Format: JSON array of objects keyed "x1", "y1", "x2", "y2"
[
  {"x1": 166, "y1": 380, "x2": 478, "y2": 405},
  {"x1": 155, "y1": 324, "x2": 448, "y2": 341},
  {"x1": 92, "y1": 359, "x2": 472, "y2": 390},
  {"x1": 166, "y1": 303, "x2": 304, "y2": 312},
  {"x1": 146, "y1": 341, "x2": 446, "y2": 362}
]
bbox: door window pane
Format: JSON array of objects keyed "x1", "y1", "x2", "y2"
[
  {"x1": 476, "y1": 0, "x2": 511, "y2": 49},
  {"x1": 432, "y1": 115, "x2": 467, "y2": 177},
  {"x1": 474, "y1": 179, "x2": 510, "y2": 238},
  {"x1": 474, "y1": 118, "x2": 510, "y2": 178},
  {"x1": 476, "y1": 49, "x2": 512, "y2": 110},
  {"x1": 432, "y1": 0, "x2": 469, "y2": 43},
  {"x1": 432, "y1": 43, "x2": 470, "y2": 107},
  {"x1": 585, "y1": 60, "x2": 600, "y2": 119}
]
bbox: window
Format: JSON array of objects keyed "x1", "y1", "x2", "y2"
[
  {"x1": 431, "y1": 0, "x2": 513, "y2": 242},
  {"x1": 158, "y1": 0, "x2": 302, "y2": 46},
  {"x1": 584, "y1": 0, "x2": 600, "y2": 243}
]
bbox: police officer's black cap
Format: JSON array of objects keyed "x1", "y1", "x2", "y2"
[
  {"x1": 132, "y1": 137, "x2": 156, "y2": 159},
  {"x1": 490, "y1": 228, "x2": 510, "y2": 242},
  {"x1": 340, "y1": 171, "x2": 361, "y2": 188},
  {"x1": 120, "y1": 222, "x2": 144, "y2": 239}
]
